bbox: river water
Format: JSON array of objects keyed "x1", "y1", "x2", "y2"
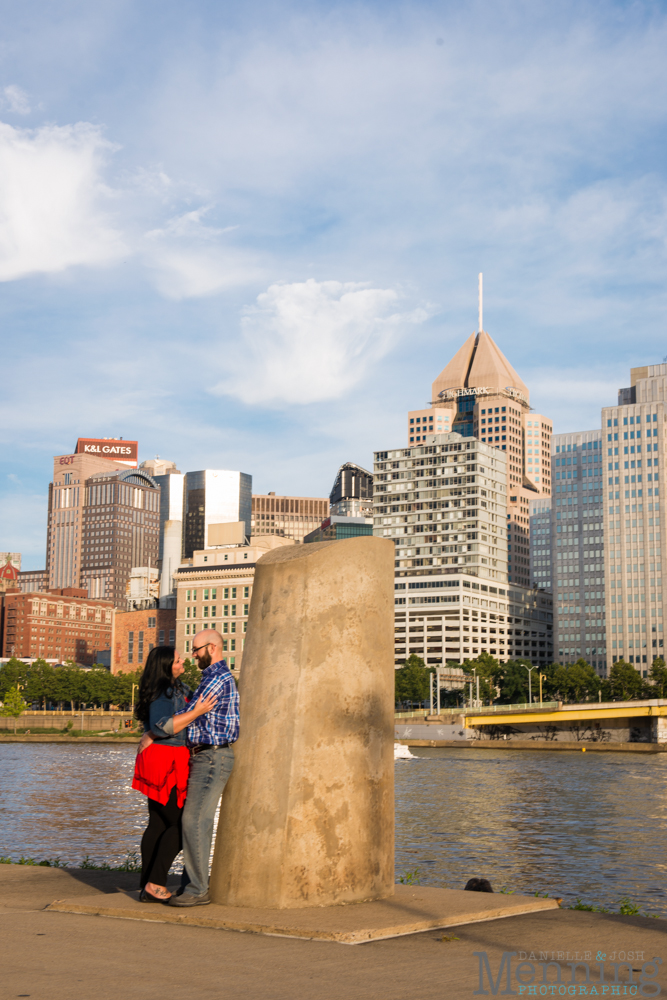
[{"x1": 1, "y1": 744, "x2": 666, "y2": 915}]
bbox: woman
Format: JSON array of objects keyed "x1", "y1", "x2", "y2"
[{"x1": 132, "y1": 646, "x2": 216, "y2": 903}]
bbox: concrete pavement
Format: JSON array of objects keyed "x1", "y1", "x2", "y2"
[{"x1": 2, "y1": 866, "x2": 665, "y2": 999}]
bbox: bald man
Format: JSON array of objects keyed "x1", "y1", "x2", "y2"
[{"x1": 167, "y1": 628, "x2": 239, "y2": 906}]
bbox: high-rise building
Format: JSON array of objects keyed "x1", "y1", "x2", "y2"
[
  {"x1": 304, "y1": 516, "x2": 373, "y2": 543},
  {"x1": 78, "y1": 468, "x2": 161, "y2": 608},
  {"x1": 250, "y1": 493, "x2": 329, "y2": 544},
  {"x1": 182, "y1": 471, "x2": 252, "y2": 559},
  {"x1": 407, "y1": 324, "x2": 552, "y2": 589},
  {"x1": 552, "y1": 430, "x2": 606, "y2": 673},
  {"x1": 373, "y1": 432, "x2": 553, "y2": 667},
  {"x1": 145, "y1": 464, "x2": 184, "y2": 599},
  {"x1": 603, "y1": 364, "x2": 667, "y2": 677},
  {"x1": 529, "y1": 497, "x2": 552, "y2": 591},
  {"x1": 46, "y1": 439, "x2": 139, "y2": 595},
  {"x1": 18, "y1": 569, "x2": 48, "y2": 594},
  {"x1": 329, "y1": 462, "x2": 373, "y2": 517}
]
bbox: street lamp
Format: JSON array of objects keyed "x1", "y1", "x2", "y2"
[
  {"x1": 539, "y1": 672, "x2": 546, "y2": 705},
  {"x1": 524, "y1": 664, "x2": 536, "y2": 704}
]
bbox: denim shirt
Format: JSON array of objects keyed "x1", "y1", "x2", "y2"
[{"x1": 148, "y1": 684, "x2": 191, "y2": 747}]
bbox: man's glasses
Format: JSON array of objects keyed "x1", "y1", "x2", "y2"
[{"x1": 192, "y1": 643, "x2": 211, "y2": 654}]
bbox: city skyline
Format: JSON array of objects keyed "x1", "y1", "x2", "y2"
[{"x1": 2, "y1": 0, "x2": 667, "y2": 568}]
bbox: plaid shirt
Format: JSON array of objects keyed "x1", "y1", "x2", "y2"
[{"x1": 181, "y1": 659, "x2": 239, "y2": 747}]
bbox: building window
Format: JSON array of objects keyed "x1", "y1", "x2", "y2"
[
  {"x1": 138, "y1": 630, "x2": 144, "y2": 662},
  {"x1": 243, "y1": 604, "x2": 249, "y2": 616},
  {"x1": 211, "y1": 588, "x2": 217, "y2": 599},
  {"x1": 187, "y1": 590, "x2": 191, "y2": 601},
  {"x1": 231, "y1": 605, "x2": 236, "y2": 616},
  {"x1": 229, "y1": 657, "x2": 235, "y2": 668},
  {"x1": 231, "y1": 622, "x2": 236, "y2": 634},
  {"x1": 147, "y1": 617, "x2": 156, "y2": 628},
  {"x1": 159, "y1": 630, "x2": 164, "y2": 644},
  {"x1": 128, "y1": 631, "x2": 134, "y2": 663},
  {"x1": 211, "y1": 606, "x2": 216, "y2": 617},
  {"x1": 185, "y1": 640, "x2": 190, "y2": 652},
  {"x1": 231, "y1": 639, "x2": 236, "y2": 651},
  {"x1": 243, "y1": 587, "x2": 249, "y2": 598},
  {"x1": 223, "y1": 639, "x2": 228, "y2": 650},
  {"x1": 169, "y1": 630, "x2": 175, "y2": 644},
  {"x1": 203, "y1": 606, "x2": 209, "y2": 618}
]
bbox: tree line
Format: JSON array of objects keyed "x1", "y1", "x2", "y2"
[
  {"x1": 395, "y1": 653, "x2": 667, "y2": 708},
  {"x1": 0, "y1": 657, "x2": 202, "y2": 711}
]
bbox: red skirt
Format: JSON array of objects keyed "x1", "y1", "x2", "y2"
[{"x1": 132, "y1": 744, "x2": 190, "y2": 807}]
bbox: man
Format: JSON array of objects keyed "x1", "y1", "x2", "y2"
[{"x1": 139, "y1": 628, "x2": 239, "y2": 907}]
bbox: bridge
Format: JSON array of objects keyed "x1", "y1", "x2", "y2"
[{"x1": 395, "y1": 699, "x2": 667, "y2": 747}]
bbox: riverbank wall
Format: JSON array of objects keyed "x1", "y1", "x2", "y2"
[{"x1": 0, "y1": 710, "x2": 134, "y2": 732}]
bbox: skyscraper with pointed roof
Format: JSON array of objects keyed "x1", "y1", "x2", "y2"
[{"x1": 407, "y1": 292, "x2": 552, "y2": 588}]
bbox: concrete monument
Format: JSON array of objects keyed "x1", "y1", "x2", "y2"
[{"x1": 209, "y1": 536, "x2": 395, "y2": 909}]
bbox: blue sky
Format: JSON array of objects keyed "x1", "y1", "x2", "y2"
[{"x1": 2, "y1": 0, "x2": 667, "y2": 567}]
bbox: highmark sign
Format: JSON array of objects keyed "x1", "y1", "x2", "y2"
[
  {"x1": 437, "y1": 385, "x2": 529, "y2": 406},
  {"x1": 75, "y1": 438, "x2": 138, "y2": 467}
]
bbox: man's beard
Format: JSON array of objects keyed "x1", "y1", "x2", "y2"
[{"x1": 197, "y1": 650, "x2": 212, "y2": 670}]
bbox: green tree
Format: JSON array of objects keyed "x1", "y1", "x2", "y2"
[
  {"x1": 107, "y1": 669, "x2": 142, "y2": 710},
  {"x1": 462, "y1": 652, "x2": 501, "y2": 704},
  {"x1": 181, "y1": 658, "x2": 201, "y2": 693},
  {"x1": 497, "y1": 659, "x2": 533, "y2": 704},
  {"x1": 0, "y1": 658, "x2": 29, "y2": 700},
  {"x1": 608, "y1": 660, "x2": 647, "y2": 701},
  {"x1": 566, "y1": 659, "x2": 601, "y2": 703},
  {"x1": 395, "y1": 655, "x2": 431, "y2": 708},
  {"x1": 649, "y1": 657, "x2": 667, "y2": 698},
  {"x1": 548, "y1": 660, "x2": 601, "y2": 703},
  {"x1": 1, "y1": 685, "x2": 27, "y2": 734}
]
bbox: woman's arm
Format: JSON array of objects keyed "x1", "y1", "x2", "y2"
[
  {"x1": 169, "y1": 692, "x2": 217, "y2": 734},
  {"x1": 137, "y1": 692, "x2": 217, "y2": 754}
]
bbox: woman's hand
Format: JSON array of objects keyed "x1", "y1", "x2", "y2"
[
  {"x1": 192, "y1": 692, "x2": 217, "y2": 718},
  {"x1": 137, "y1": 732, "x2": 153, "y2": 756}
]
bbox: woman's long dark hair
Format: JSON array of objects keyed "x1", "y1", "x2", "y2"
[{"x1": 135, "y1": 646, "x2": 181, "y2": 724}]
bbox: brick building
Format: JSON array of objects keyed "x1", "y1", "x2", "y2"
[
  {"x1": 112, "y1": 608, "x2": 177, "y2": 674},
  {"x1": 1, "y1": 589, "x2": 114, "y2": 665}
]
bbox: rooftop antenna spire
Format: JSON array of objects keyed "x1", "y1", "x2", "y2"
[{"x1": 478, "y1": 272, "x2": 483, "y2": 333}]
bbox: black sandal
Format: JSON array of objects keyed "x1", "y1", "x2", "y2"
[{"x1": 140, "y1": 888, "x2": 170, "y2": 904}]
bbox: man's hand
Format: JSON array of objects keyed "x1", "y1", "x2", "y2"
[{"x1": 137, "y1": 731, "x2": 154, "y2": 756}]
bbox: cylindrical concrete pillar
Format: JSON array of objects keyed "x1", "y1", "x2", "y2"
[{"x1": 209, "y1": 536, "x2": 395, "y2": 909}]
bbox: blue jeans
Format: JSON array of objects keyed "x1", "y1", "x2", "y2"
[{"x1": 181, "y1": 746, "x2": 234, "y2": 897}]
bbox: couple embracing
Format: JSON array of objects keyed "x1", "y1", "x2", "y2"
[{"x1": 131, "y1": 629, "x2": 238, "y2": 906}]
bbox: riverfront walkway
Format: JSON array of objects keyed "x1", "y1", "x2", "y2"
[{"x1": 2, "y1": 866, "x2": 665, "y2": 999}]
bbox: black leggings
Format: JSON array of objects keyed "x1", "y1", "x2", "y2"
[{"x1": 140, "y1": 787, "x2": 183, "y2": 888}]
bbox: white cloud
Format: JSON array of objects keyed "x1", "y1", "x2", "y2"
[
  {"x1": 144, "y1": 207, "x2": 257, "y2": 298},
  {"x1": 215, "y1": 279, "x2": 428, "y2": 406},
  {"x1": 2, "y1": 85, "x2": 30, "y2": 115},
  {"x1": 0, "y1": 120, "x2": 125, "y2": 280}
]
